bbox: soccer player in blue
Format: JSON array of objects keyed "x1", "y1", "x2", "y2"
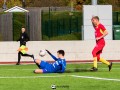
[{"x1": 33, "y1": 50, "x2": 66, "y2": 74}]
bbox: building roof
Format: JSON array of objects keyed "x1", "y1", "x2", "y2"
[{"x1": 4, "y1": 6, "x2": 29, "y2": 12}]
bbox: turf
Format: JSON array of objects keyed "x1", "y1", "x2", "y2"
[{"x1": 0, "y1": 63, "x2": 120, "y2": 90}]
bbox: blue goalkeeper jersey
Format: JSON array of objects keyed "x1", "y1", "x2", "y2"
[{"x1": 50, "y1": 54, "x2": 66, "y2": 73}]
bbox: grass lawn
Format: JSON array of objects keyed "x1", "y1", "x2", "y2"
[{"x1": 0, "y1": 63, "x2": 120, "y2": 90}]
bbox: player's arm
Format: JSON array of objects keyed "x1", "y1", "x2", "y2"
[
  {"x1": 57, "y1": 60, "x2": 66, "y2": 73},
  {"x1": 25, "y1": 33, "x2": 29, "y2": 42},
  {"x1": 60, "y1": 64, "x2": 66, "y2": 73},
  {"x1": 46, "y1": 50, "x2": 58, "y2": 61},
  {"x1": 61, "y1": 61, "x2": 66, "y2": 73},
  {"x1": 96, "y1": 30, "x2": 108, "y2": 41}
]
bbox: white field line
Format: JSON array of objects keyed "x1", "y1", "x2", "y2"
[
  {"x1": 71, "y1": 75, "x2": 120, "y2": 82},
  {"x1": 0, "y1": 75, "x2": 120, "y2": 82},
  {"x1": 0, "y1": 75, "x2": 66, "y2": 79}
]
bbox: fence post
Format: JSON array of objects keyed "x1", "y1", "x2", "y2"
[
  {"x1": 25, "y1": 12, "x2": 30, "y2": 38},
  {"x1": 28, "y1": 8, "x2": 42, "y2": 41}
]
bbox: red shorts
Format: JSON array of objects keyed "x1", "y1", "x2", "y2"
[{"x1": 92, "y1": 42, "x2": 105, "y2": 61}]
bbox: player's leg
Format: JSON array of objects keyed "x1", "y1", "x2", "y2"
[
  {"x1": 34, "y1": 59, "x2": 41, "y2": 68},
  {"x1": 33, "y1": 69, "x2": 43, "y2": 74},
  {"x1": 91, "y1": 46, "x2": 99, "y2": 71},
  {"x1": 98, "y1": 50, "x2": 112, "y2": 71},
  {"x1": 99, "y1": 58, "x2": 110, "y2": 65},
  {"x1": 100, "y1": 58, "x2": 112, "y2": 71},
  {"x1": 20, "y1": 52, "x2": 34, "y2": 59},
  {"x1": 97, "y1": 49, "x2": 110, "y2": 65},
  {"x1": 91, "y1": 44, "x2": 105, "y2": 69},
  {"x1": 33, "y1": 60, "x2": 49, "y2": 74},
  {"x1": 34, "y1": 59, "x2": 48, "y2": 69},
  {"x1": 90, "y1": 45, "x2": 105, "y2": 71},
  {"x1": 16, "y1": 51, "x2": 21, "y2": 65},
  {"x1": 35, "y1": 59, "x2": 41, "y2": 64},
  {"x1": 97, "y1": 48, "x2": 112, "y2": 71},
  {"x1": 99, "y1": 51, "x2": 110, "y2": 65}
]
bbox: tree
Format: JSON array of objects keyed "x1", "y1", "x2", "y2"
[
  {"x1": 0, "y1": 0, "x2": 4, "y2": 8},
  {"x1": 6, "y1": 0, "x2": 22, "y2": 8},
  {"x1": 25, "y1": 0, "x2": 69, "y2": 7}
]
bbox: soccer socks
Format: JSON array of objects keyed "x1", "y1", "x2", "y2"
[
  {"x1": 34, "y1": 59, "x2": 40, "y2": 68},
  {"x1": 93, "y1": 57, "x2": 97, "y2": 68},
  {"x1": 99, "y1": 58, "x2": 110, "y2": 65},
  {"x1": 18, "y1": 52, "x2": 21, "y2": 63}
]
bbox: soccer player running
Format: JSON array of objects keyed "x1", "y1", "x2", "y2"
[
  {"x1": 90, "y1": 16, "x2": 112, "y2": 71},
  {"x1": 16, "y1": 27, "x2": 34, "y2": 65},
  {"x1": 33, "y1": 50, "x2": 66, "y2": 74}
]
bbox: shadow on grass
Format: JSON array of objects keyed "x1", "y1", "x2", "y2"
[{"x1": 65, "y1": 68, "x2": 91, "y2": 73}]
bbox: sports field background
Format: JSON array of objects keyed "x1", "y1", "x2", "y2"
[{"x1": 0, "y1": 63, "x2": 120, "y2": 90}]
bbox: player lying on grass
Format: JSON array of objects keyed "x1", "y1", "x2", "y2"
[
  {"x1": 90, "y1": 16, "x2": 112, "y2": 71},
  {"x1": 33, "y1": 50, "x2": 66, "y2": 74}
]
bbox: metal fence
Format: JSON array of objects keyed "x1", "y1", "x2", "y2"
[
  {"x1": 42, "y1": 11, "x2": 82, "y2": 39},
  {"x1": 113, "y1": 12, "x2": 120, "y2": 25}
]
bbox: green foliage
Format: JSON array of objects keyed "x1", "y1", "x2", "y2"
[
  {"x1": 42, "y1": 11, "x2": 82, "y2": 21},
  {"x1": 83, "y1": 0, "x2": 106, "y2": 5},
  {"x1": 6, "y1": 0, "x2": 22, "y2": 8},
  {"x1": 0, "y1": 0, "x2": 119, "y2": 9},
  {"x1": 0, "y1": 12, "x2": 7, "y2": 15},
  {"x1": 98, "y1": 0, "x2": 106, "y2": 4},
  {"x1": 31, "y1": 0, "x2": 69, "y2": 7},
  {"x1": 43, "y1": 33, "x2": 81, "y2": 40},
  {"x1": 50, "y1": 33, "x2": 81, "y2": 40},
  {"x1": 0, "y1": 0, "x2": 4, "y2": 8},
  {"x1": 42, "y1": 11, "x2": 82, "y2": 40},
  {"x1": 13, "y1": 12, "x2": 25, "y2": 41}
]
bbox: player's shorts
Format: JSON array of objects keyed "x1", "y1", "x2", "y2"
[
  {"x1": 92, "y1": 43, "x2": 105, "y2": 58},
  {"x1": 40, "y1": 60, "x2": 54, "y2": 73}
]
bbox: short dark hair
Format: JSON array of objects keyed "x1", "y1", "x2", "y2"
[
  {"x1": 92, "y1": 16, "x2": 99, "y2": 21},
  {"x1": 57, "y1": 50, "x2": 65, "y2": 56},
  {"x1": 22, "y1": 26, "x2": 25, "y2": 29}
]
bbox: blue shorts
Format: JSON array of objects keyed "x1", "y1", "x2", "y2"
[{"x1": 40, "y1": 60, "x2": 53, "y2": 73}]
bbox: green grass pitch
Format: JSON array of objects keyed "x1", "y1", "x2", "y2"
[{"x1": 0, "y1": 63, "x2": 120, "y2": 90}]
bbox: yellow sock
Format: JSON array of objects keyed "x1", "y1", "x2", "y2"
[
  {"x1": 93, "y1": 57, "x2": 97, "y2": 68},
  {"x1": 99, "y1": 58, "x2": 110, "y2": 65}
]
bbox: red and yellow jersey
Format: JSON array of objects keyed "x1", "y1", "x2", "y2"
[
  {"x1": 94, "y1": 23, "x2": 106, "y2": 38},
  {"x1": 94, "y1": 23, "x2": 106, "y2": 44}
]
